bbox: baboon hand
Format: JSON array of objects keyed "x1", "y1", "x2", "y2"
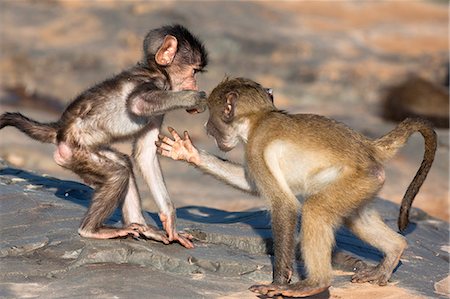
[
  {"x1": 156, "y1": 127, "x2": 201, "y2": 165},
  {"x1": 186, "y1": 91, "x2": 207, "y2": 114},
  {"x1": 159, "y1": 212, "x2": 194, "y2": 249}
]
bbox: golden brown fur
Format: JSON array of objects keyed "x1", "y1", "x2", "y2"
[{"x1": 156, "y1": 77, "x2": 437, "y2": 297}]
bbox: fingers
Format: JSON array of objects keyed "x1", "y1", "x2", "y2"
[
  {"x1": 168, "y1": 127, "x2": 181, "y2": 141},
  {"x1": 156, "y1": 146, "x2": 170, "y2": 158},
  {"x1": 157, "y1": 149, "x2": 167, "y2": 157},
  {"x1": 174, "y1": 232, "x2": 194, "y2": 249},
  {"x1": 156, "y1": 141, "x2": 173, "y2": 152},
  {"x1": 126, "y1": 220, "x2": 194, "y2": 248},
  {"x1": 159, "y1": 213, "x2": 194, "y2": 248},
  {"x1": 184, "y1": 131, "x2": 191, "y2": 141},
  {"x1": 128, "y1": 223, "x2": 170, "y2": 244},
  {"x1": 157, "y1": 134, "x2": 174, "y2": 145},
  {"x1": 179, "y1": 232, "x2": 194, "y2": 240},
  {"x1": 156, "y1": 134, "x2": 176, "y2": 158},
  {"x1": 166, "y1": 227, "x2": 175, "y2": 241},
  {"x1": 159, "y1": 212, "x2": 174, "y2": 239},
  {"x1": 157, "y1": 128, "x2": 191, "y2": 145},
  {"x1": 142, "y1": 230, "x2": 170, "y2": 244},
  {"x1": 163, "y1": 226, "x2": 193, "y2": 248},
  {"x1": 177, "y1": 236, "x2": 194, "y2": 248},
  {"x1": 127, "y1": 229, "x2": 141, "y2": 238},
  {"x1": 175, "y1": 231, "x2": 194, "y2": 243}
]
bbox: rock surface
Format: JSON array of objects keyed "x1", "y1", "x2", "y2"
[
  {"x1": 0, "y1": 163, "x2": 448, "y2": 298},
  {"x1": 0, "y1": 0, "x2": 448, "y2": 223}
]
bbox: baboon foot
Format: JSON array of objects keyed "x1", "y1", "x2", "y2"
[
  {"x1": 249, "y1": 281, "x2": 329, "y2": 298},
  {"x1": 332, "y1": 251, "x2": 368, "y2": 272},
  {"x1": 128, "y1": 223, "x2": 169, "y2": 244},
  {"x1": 351, "y1": 264, "x2": 391, "y2": 286},
  {"x1": 79, "y1": 225, "x2": 141, "y2": 239},
  {"x1": 78, "y1": 223, "x2": 169, "y2": 244}
]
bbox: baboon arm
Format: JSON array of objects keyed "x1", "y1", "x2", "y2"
[
  {"x1": 156, "y1": 127, "x2": 257, "y2": 194},
  {"x1": 133, "y1": 122, "x2": 193, "y2": 248},
  {"x1": 196, "y1": 150, "x2": 257, "y2": 194},
  {"x1": 127, "y1": 82, "x2": 205, "y2": 116},
  {"x1": 134, "y1": 124, "x2": 174, "y2": 216}
]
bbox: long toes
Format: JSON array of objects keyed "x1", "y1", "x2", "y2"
[
  {"x1": 266, "y1": 290, "x2": 282, "y2": 297},
  {"x1": 250, "y1": 284, "x2": 329, "y2": 298},
  {"x1": 125, "y1": 229, "x2": 141, "y2": 237},
  {"x1": 279, "y1": 285, "x2": 329, "y2": 297},
  {"x1": 141, "y1": 230, "x2": 169, "y2": 244},
  {"x1": 249, "y1": 284, "x2": 279, "y2": 295},
  {"x1": 352, "y1": 265, "x2": 377, "y2": 281},
  {"x1": 128, "y1": 223, "x2": 170, "y2": 244},
  {"x1": 178, "y1": 231, "x2": 194, "y2": 240},
  {"x1": 352, "y1": 260, "x2": 369, "y2": 272},
  {"x1": 111, "y1": 229, "x2": 140, "y2": 239},
  {"x1": 265, "y1": 287, "x2": 291, "y2": 297},
  {"x1": 352, "y1": 272, "x2": 371, "y2": 283},
  {"x1": 352, "y1": 272, "x2": 389, "y2": 286},
  {"x1": 177, "y1": 236, "x2": 194, "y2": 249},
  {"x1": 354, "y1": 265, "x2": 375, "y2": 274},
  {"x1": 127, "y1": 223, "x2": 145, "y2": 232}
]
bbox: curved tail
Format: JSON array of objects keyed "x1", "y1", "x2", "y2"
[
  {"x1": 0, "y1": 112, "x2": 59, "y2": 144},
  {"x1": 373, "y1": 118, "x2": 437, "y2": 232}
]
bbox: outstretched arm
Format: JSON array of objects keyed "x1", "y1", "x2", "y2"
[
  {"x1": 156, "y1": 127, "x2": 257, "y2": 194},
  {"x1": 127, "y1": 83, "x2": 207, "y2": 117}
]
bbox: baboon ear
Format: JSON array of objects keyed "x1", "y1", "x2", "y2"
[
  {"x1": 223, "y1": 91, "x2": 238, "y2": 122},
  {"x1": 155, "y1": 35, "x2": 178, "y2": 66}
]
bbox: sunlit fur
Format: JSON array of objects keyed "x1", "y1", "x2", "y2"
[
  {"x1": 194, "y1": 77, "x2": 436, "y2": 296},
  {"x1": 0, "y1": 24, "x2": 208, "y2": 247}
]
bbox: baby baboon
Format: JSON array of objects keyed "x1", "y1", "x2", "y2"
[
  {"x1": 1, "y1": 24, "x2": 208, "y2": 248},
  {"x1": 156, "y1": 77, "x2": 436, "y2": 297}
]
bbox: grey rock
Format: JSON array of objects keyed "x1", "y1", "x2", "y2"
[{"x1": 0, "y1": 164, "x2": 448, "y2": 298}]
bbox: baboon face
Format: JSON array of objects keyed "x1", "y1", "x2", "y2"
[
  {"x1": 205, "y1": 78, "x2": 274, "y2": 152},
  {"x1": 205, "y1": 111, "x2": 239, "y2": 152}
]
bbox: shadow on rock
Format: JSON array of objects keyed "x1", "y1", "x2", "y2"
[{"x1": 0, "y1": 166, "x2": 403, "y2": 264}]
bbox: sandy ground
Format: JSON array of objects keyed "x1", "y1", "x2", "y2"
[{"x1": 0, "y1": 1, "x2": 448, "y2": 298}]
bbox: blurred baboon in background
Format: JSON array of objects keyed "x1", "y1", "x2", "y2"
[{"x1": 382, "y1": 71, "x2": 449, "y2": 129}]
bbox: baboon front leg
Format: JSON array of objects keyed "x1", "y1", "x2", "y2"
[
  {"x1": 122, "y1": 174, "x2": 146, "y2": 226},
  {"x1": 271, "y1": 200, "x2": 298, "y2": 284},
  {"x1": 134, "y1": 124, "x2": 193, "y2": 248},
  {"x1": 256, "y1": 192, "x2": 341, "y2": 298},
  {"x1": 280, "y1": 196, "x2": 336, "y2": 297},
  {"x1": 249, "y1": 195, "x2": 298, "y2": 295},
  {"x1": 122, "y1": 174, "x2": 169, "y2": 243},
  {"x1": 346, "y1": 207, "x2": 407, "y2": 285}
]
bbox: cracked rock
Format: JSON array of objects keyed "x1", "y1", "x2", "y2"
[{"x1": 0, "y1": 165, "x2": 448, "y2": 298}]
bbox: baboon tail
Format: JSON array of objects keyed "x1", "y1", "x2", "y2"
[
  {"x1": 0, "y1": 112, "x2": 59, "y2": 144},
  {"x1": 373, "y1": 118, "x2": 437, "y2": 232}
]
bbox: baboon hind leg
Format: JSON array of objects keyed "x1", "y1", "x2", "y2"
[
  {"x1": 71, "y1": 147, "x2": 165, "y2": 241},
  {"x1": 345, "y1": 207, "x2": 407, "y2": 286}
]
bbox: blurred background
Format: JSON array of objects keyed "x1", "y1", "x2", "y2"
[{"x1": 0, "y1": 1, "x2": 448, "y2": 221}]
